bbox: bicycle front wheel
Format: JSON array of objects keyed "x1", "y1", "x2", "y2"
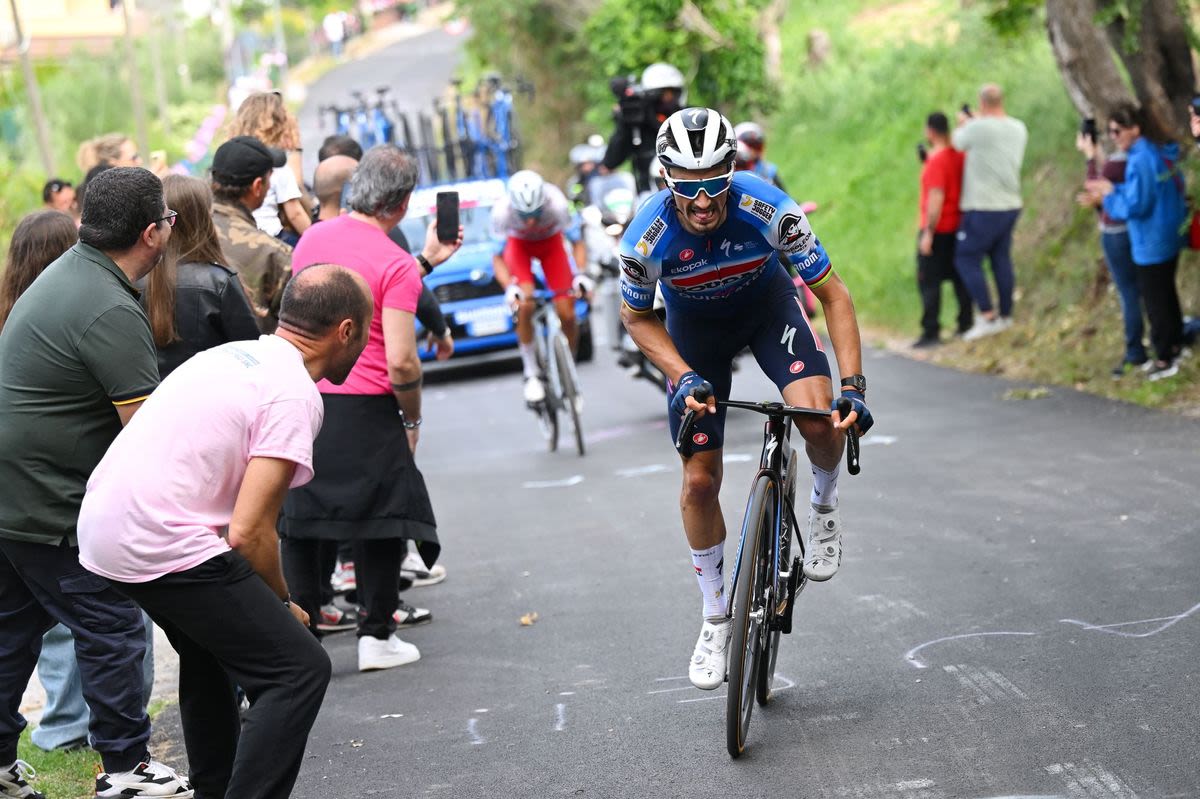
[
  {"x1": 727, "y1": 474, "x2": 775, "y2": 758},
  {"x1": 552, "y1": 332, "x2": 585, "y2": 456},
  {"x1": 534, "y1": 332, "x2": 559, "y2": 452},
  {"x1": 758, "y1": 449, "x2": 797, "y2": 705}
]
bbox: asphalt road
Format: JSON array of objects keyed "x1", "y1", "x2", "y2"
[
  {"x1": 280, "y1": 332, "x2": 1198, "y2": 799},
  {"x1": 262, "y1": 28, "x2": 1200, "y2": 799}
]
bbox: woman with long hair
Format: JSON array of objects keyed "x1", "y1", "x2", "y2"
[
  {"x1": 143, "y1": 174, "x2": 261, "y2": 378},
  {"x1": 75, "y1": 132, "x2": 141, "y2": 173},
  {"x1": 0, "y1": 210, "x2": 78, "y2": 330},
  {"x1": 227, "y1": 92, "x2": 312, "y2": 242}
]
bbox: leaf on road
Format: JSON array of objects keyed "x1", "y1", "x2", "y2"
[
  {"x1": 520, "y1": 611, "x2": 539, "y2": 626},
  {"x1": 1002, "y1": 386, "x2": 1051, "y2": 400}
]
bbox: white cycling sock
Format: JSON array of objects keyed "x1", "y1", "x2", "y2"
[
  {"x1": 519, "y1": 342, "x2": 538, "y2": 379},
  {"x1": 811, "y1": 463, "x2": 839, "y2": 510},
  {"x1": 691, "y1": 543, "x2": 728, "y2": 620}
]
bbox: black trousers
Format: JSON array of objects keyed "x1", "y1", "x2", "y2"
[
  {"x1": 282, "y1": 537, "x2": 405, "y2": 640},
  {"x1": 0, "y1": 539, "x2": 149, "y2": 773},
  {"x1": 1134, "y1": 255, "x2": 1184, "y2": 362},
  {"x1": 113, "y1": 552, "x2": 331, "y2": 799},
  {"x1": 917, "y1": 232, "x2": 973, "y2": 338}
]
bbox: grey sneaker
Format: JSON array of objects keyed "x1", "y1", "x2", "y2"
[
  {"x1": 803, "y1": 505, "x2": 842, "y2": 581},
  {"x1": 0, "y1": 760, "x2": 45, "y2": 799}
]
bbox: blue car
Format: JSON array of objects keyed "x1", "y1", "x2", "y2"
[{"x1": 399, "y1": 178, "x2": 592, "y2": 365}]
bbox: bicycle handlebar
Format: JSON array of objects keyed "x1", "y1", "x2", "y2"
[{"x1": 674, "y1": 395, "x2": 861, "y2": 475}]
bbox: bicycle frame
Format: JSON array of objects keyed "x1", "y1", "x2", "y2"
[{"x1": 531, "y1": 294, "x2": 568, "y2": 402}]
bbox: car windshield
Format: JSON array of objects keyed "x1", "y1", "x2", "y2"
[{"x1": 399, "y1": 204, "x2": 495, "y2": 249}]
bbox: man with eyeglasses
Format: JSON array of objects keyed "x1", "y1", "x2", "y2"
[
  {"x1": 618, "y1": 108, "x2": 873, "y2": 691},
  {"x1": 491, "y1": 169, "x2": 590, "y2": 405},
  {"x1": 0, "y1": 167, "x2": 194, "y2": 798}
]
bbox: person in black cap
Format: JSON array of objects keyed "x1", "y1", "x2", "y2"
[{"x1": 210, "y1": 136, "x2": 295, "y2": 331}]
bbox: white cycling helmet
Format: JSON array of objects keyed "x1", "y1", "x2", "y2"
[
  {"x1": 734, "y1": 121, "x2": 765, "y2": 148},
  {"x1": 508, "y1": 169, "x2": 546, "y2": 214},
  {"x1": 641, "y1": 62, "x2": 685, "y2": 93},
  {"x1": 655, "y1": 107, "x2": 736, "y2": 172}
]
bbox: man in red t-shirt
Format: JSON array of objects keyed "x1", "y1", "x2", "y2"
[{"x1": 916, "y1": 111, "x2": 973, "y2": 347}]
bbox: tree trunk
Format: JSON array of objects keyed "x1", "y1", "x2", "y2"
[
  {"x1": 1104, "y1": 0, "x2": 1195, "y2": 143},
  {"x1": 1044, "y1": 0, "x2": 1132, "y2": 119}
]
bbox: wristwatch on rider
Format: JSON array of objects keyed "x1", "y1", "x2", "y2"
[{"x1": 840, "y1": 374, "x2": 867, "y2": 394}]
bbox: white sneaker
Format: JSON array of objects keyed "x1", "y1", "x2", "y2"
[
  {"x1": 330, "y1": 560, "x2": 356, "y2": 593},
  {"x1": 803, "y1": 505, "x2": 842, "y2": 582},
  {"x1": 523, "y1": 376, "x2": 545, "y2": 404},
  {"x1": 0, "y1": 760, "x2": 45, "y2": 799},
  {"x1": 400, "y1": 551, "x2": 446, "y2": 587},
  {"x1": 688, "y1": 618, "x2": 732, "y2": 690},
  {"x1": 961, "y1": 316, "x2": 1008, "y2": 342},
  {"x1": 358, "y1": 633, "x2": 421, "y2": 671},
  {"x1": 95, "y1": 760, "x2": 193, "y2": 798}
]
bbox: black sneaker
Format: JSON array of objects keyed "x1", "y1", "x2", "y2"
[
  {"x1": 1, "y1": 760, "x2": 46, "y2": 799},
  {"x1": 392, "y1": 600, "x2": 432, "y2": 627},
  {"x1": 1111, "y1": 359, "x2": 1145, "y2": 379},
  {"x1": 912, "y1": 335, "x2": 939, "y2": 349}
]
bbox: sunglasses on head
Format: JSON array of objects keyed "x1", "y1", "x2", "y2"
[{"x1": 665, "y1": 168, "x2": 734, "y2": 200}]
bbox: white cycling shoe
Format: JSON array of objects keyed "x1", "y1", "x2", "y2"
[
  {"x1": 689, "y1": 618, "x2": 732, "y2": 690},
  {"x1": 523, "y1": 376, "x2": 545, "y2": 405},
  {"x1": 803, "y1": 505, "x2": 842, "y2": 582}
]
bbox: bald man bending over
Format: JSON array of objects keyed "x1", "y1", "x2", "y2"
[
  {"x1": 77, "y1": 265, "x2": 373, "y2": 799},
  {"x1": 313, "y1": 154, "x2": 360, "y2": 222}
]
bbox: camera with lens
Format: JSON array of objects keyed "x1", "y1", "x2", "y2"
[{"x1": 610, "y1": 76, "x2": 653, "y2": 128}]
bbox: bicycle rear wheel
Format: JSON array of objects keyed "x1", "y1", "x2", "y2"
[
  {"x1": 757, "y1": 449, "x2": 796, "y2": 705},
  {"x1": 552, "y1": 332, "x2": 585, "y2": 456},
  {"x1": 727, "y1": 474, "x2": 774, "y2": 758}
]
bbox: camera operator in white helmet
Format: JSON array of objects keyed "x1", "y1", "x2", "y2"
[{"x1": 602, "y1": 63, "x2": 687, "y2": 194}]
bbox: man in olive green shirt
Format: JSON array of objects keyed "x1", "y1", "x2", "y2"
[
  {"x1": 0, "y1": 168, "x2": 192, "y2": 798},
  {"x1": 953, "y1": 83, "x2": 1028, "y2": 341},
  {"x1": 211, "y1": 136, "x2": 294, "y2": 332}
]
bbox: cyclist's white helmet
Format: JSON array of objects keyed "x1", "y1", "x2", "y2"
[
  {"x1": 734, "y1": 121, "x2": 765, "y2": 148},
  {"x1": 508, "y1": 170, "x2": 546, "y2": 214},
  {"x1": 655, "y1": 107, "x2": 736, "y2": 172}
]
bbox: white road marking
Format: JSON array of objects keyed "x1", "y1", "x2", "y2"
[
  {"x1": 675, "y1": 674, "x2": 795, "y2": 704},
  {"x1": 905, "y1": 631, "x2": 1037, "y2": 669},
  {"x1": 467, "y1": 718, "x2": 484, "y2": 745},
  {"x1": 723, "y1": 452, "x2": 755, "y2": 463},
  {"x1": 522, "y1": 475, "x2": 584, "y2": 489},
  {"x1": 857, "y1": 594, "x2": 928, "y2": 619},
  {"x1": 1045, "y1": 761, "x2": 1139, "y2": 798},
  {"x1": 379, "y1": 713, "x2": 404, "y2": 719},
  {"x1": 1059, "y1": 601, "x2": 1200, "y2": 639},
  {"x1": 554, "y1": 703, "x2": 566, "y2": 732},
  {"x1": 615, "y1": 464, "x2": 669, "y2": 477},
  {"x1": 943, "y1": 664, "x2": 1027, "y2": 704},
  {"x1": 861, "y1": 435, "x2": 898, "y2": 446},
  {"x1": 558, "y1": 691, "x2": 575, "y2": 696}
]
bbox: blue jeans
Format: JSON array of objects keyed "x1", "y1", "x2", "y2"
[
  {"x1": 954, "y1": 209, "x2": 1021, "y2": 317},
  {"x1": 30, "y1": 616, "x2": 155, "y2": 752},
  {"x1": 1100, "y1": 230, "x2": 1147, "y2": 364}
]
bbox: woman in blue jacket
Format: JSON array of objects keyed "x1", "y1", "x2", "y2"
[{"x1": 1085, "y1": 102, "x2": 1187, "y2": 381}]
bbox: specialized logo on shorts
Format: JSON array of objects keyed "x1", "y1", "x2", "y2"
[
  {"x1": 680, "y1": 248, "x2": 694, "y2": 261},
  {"x1": 738, "y1": 193, "x2": 776, "y2": 224},
  {"x1": 635, "y1": 217, "x2": 667, "y2": 256},
  {"x1": 692, "y1": 432, "x2": 709, "y2": 445},
  {"x1": 789, "y1": 361, "x2": 805, "y2": 374},
  {"x1": 777, "y1": 213, "x2": 813, "y2": 254},
  {"x1": 620, "y1": 255, "x2": 648, "y2": 282}
]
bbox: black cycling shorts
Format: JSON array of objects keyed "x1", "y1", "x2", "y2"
[{"x1": 665, "y1": 268, "x2": 830, "y2": 452}]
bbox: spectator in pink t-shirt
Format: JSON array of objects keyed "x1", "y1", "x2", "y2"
[
  {"x1": 77, "y1": 265, "x2": 373, "y2": 799},
  {"x1": 280, "y1": 145, "x2": 462, "y2": 672}
]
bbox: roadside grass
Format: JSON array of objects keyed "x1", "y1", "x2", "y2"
[
  {"x1": 776, "y1": 0, "x2": 1199, "y2": 413},
  {"x1": 16, "y1": 729, "x2": 100, "y2": 799}
]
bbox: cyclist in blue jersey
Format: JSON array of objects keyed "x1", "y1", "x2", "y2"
[{"x1": 619, "y1": 108, "x2": 874, "y2": 690}]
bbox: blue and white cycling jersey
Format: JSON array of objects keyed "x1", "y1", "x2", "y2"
[{"x1": 618, "y1": 172, "x2": 831, "y2": 315}]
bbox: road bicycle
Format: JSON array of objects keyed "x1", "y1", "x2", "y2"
[
  {"x1": 524, "y1": 290, "x2": 586, "y2": 456},
  {"x1": 676, "y1": 396, "x2": 861, "y2": 757}
]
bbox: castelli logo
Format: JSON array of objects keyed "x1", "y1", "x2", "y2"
[
  {"x1": 680, "y1": 248, "x2": 695, "y2": 261},
  {"x1": 692, "y1": 432, "x2": 709, "y2": 445},
  {"x1": 789, "y1": 361, "x2": 805, "y2": 374}
]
